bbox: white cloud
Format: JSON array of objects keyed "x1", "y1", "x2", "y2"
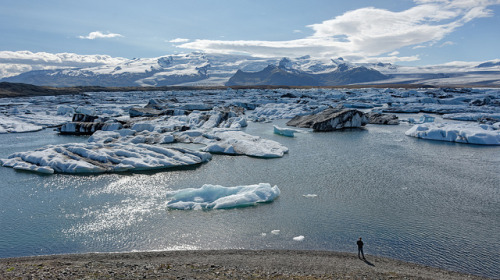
[
  {"x1": 0, "y1": 51, "x2": 127, "y2": 66},
  {"x1": 78, "y1": 31, "x2": 123, "y2": 40},
  {"x1": 440, "y1": 41, "x2": 455, "y2": 47},
  {"x1": 177, "y1": 0, "x2": 500, "y2": 62},
  {"x1": 0, "y1": 51, "x2": 128, "y2": 78},
  {"x1": 169, "y1": 38, "x2": 190, "y2": 43},
  {"x1": 293, "y1": 30, "x2": 302, "y2": 33},
  {"x1": 412, "y1": 45, "x2": 427, "y2": 49},
  {"x1": 0, "y1": 63, "x2": 33, "y2": 78},
  {"x1": 362, "y1": 55, "x2": 421, "y2": 64},
  {"x1": 389, "y1": 51, "x2": 400, "y2": 56}
]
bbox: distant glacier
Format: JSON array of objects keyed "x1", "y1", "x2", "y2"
[{"x1": 2, "y1": 52, "x2": 500, "y2": 87}]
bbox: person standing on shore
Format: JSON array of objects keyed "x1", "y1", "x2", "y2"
[{"x1": 357, "y1": 237, "x2": 365, "y2": 259}]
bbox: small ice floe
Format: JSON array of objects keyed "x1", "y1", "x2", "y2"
[
  {"x1": 405, "y1": 122, "x2": 500, "y2": 145},
  {"x1": 273, "y1": 125, "x2": 298, "y2": 137},
  {"x1": 302, "y1": 194, "x2": 318, "y2": 198},
  {"x1": 166, "y1": 183, "x2": 280, "y2": 210},
  {"x1": 202, "y1": 130, "x2": 289, "y2": 158},
  {"x1": 261, "y1": 233, "x2": 267, "y2": 237},
  {"x1": 271, "y1": 230, "x2": 280, "y2": 235},
  {"x1": 407, "y1": 114, "x2": 435, "y2": 124},
  {"x1": 293, "y1": 235, "x2": 305, "y2": 241}
]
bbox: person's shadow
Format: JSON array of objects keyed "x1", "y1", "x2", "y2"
[{"x1": 362, "y1": 258, "x2": 375, "y2": 266}]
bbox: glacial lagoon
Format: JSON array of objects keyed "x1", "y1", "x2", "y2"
[{"x1": 0, "y1": 119, "x2": 498, "y2": 278}]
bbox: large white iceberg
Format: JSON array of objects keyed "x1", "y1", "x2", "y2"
[
  {"x1": 166, "y1": 183, "x2": 280, "y2": 210},
  {"x1": 89, "y1": 128, "x2": 288, "y2": 158},
  {"x1": 405, "y1": 122, "x2": 500, "y2": 145},
  {"x1": 0, "y1": 143, "x2": 211, "y2": 174}
]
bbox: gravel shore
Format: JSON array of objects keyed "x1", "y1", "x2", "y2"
[{"x1": 0, "y1": 250, "x2": 490, "y2": 279}]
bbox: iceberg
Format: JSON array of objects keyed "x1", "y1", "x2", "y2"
[
  {"x1": 405, "y1": 122, "x2": 500, "y2": 145},
  {"x1": 286, "y1": 107, "x2": 368, "y2": 131},
  {"x1": 273, "y1": 125, "x2": 298, "y2": 137},
  {"x1": 56, "y1": 105, "x2": 75, "y2": 116},
  {"x1": 407, "y1": 114, "x2": 435, "y2": 124},
  {"x1": 202, "y1": 130, "x2": 289, "y2": 158},
  {"x1": 0, "y1": 143, "x2": 211, "y2": 174},
  {"x1": 166, "y1": 183, "x2": 280, "y2": 210},
  {"x1": 0, "y1": 116, "x2": 43, "y2": 133},
  {"x1": 88, "y1": 128, "x2": 288, "y2": 158},
  {"x1": 442, "y1": 113, "x2": 500, "y2": 122},
  {"x1": 251, "y1": 103, "x2": 328, "y2": 120},
  {"x1": 293, "y1": 235, "x2": 305, "y2": 241}
]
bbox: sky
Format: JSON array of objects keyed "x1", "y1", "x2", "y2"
[{"x1": 1, "y1": 0, "x2": 500, "y2": 76}]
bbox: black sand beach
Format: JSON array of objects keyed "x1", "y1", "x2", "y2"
[{"x1": 0, "y1": 250, "x2": 490, "y2": 279}]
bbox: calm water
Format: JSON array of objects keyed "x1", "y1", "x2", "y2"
[{"x1": 0, "y1": 121, "x2": 499, "y2": 278}]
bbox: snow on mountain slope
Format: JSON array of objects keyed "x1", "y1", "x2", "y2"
[
  {"x1": 2, "y1": 51, "x2": 500, "y2": 86},
  {"x1": 53, "y1": 53, "x2": 210, "y2": 86}
]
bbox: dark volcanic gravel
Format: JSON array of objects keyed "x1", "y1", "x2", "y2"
[{"x1": 0, "y1": 250, "x2": 490, "y2": 279}]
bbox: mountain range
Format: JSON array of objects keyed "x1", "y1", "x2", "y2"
[
  {"x1": 226, "y1": 58, "x2": 387, "y2": 86},
  {"x1": 1, "y1": 52, "x2": 500, "y2": 87}
]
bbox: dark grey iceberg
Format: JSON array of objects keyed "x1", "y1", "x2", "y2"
[
  {"x1": 367, "y1": 112, "x2": 399, "y2": 125},
  {"x1": 286, "y1": 107, "x2": 368, "y2": 131}
]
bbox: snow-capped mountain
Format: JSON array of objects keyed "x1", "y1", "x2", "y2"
[
  {"x1": 226, "y1": 58, "x2": 387, "y2": 86},
  {"x1": 1, "y1": 52, "x2": 500, "y2": 87},
  {"x1": 2, "y1": 53, "x2": 210, "y2": 87},
  {"x1": 275, "y1": 56, "x2": 352, "y2": 74},
  {"x1": 0, "y1": 53, "x2": 387, "y2": 87},
  {"x1": 1, "y1": 52, "x2": 275, "y2": 87}
]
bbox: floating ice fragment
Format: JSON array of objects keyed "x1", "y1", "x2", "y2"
[
  {"x1": 56, "y1": 105, "x2": 74, "y2": 116},
  {"x1": 303, "y1": 194, "x2": 318, "y2": 198},
  {"x1": 166, "y1": 183, "x2": 280, "y2": 210},
  {"x1": 405, "y1": 122, "x2": 500, "y2": 145},
  {"x1": 271, "y1": 230, "x2": 280, "y2": 235},
  {"x1": 407, "y1": 114, "x2": 435, "y2": 124},
  {"x1": 0, "y1": 116, "x2": 44, "y2": 133},
  {"x1": 6, "y1": 159, "x2": 55, "y2": 174},
  {"x1": 75, "y1": 106, "x2": 96, "y2": 116},
  {"x1": 202, "y1": 130, "x2": 289, "y2": 158},
  {"x1": 293, "y1": 235, "x2": 305, "y2": 241},
  {"x1": 273, "y1": 125, "x2": 297, "y2": 137},
  {"x1": 131, "y1": 123, "x2": 155, "y2": 132}
]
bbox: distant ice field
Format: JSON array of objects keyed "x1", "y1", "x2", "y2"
[{"x1": 0, "y1": 119, "x2": 498, "y2": 278}]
